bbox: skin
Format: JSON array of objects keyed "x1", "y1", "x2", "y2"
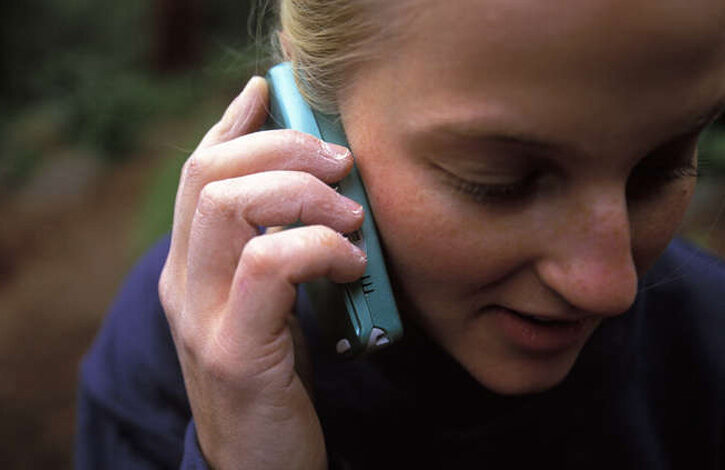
[
  {"x1": 339, "y1": 0, "x2": 725, "y2": 394},
  {"x1": 158, "y1": 0, "x2": 725, "y2": 467}
]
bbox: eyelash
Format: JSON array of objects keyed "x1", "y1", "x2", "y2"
[
  {"x1": 642, "y1": 161, "x2": 700, "y2": 180},
  {"x1": 448, "y1": 158, "x2": 700, "y2": 205},
  {"x1": 626, "y1": 158, "x2": 700, "y2": 200},
  {"x1": 448, "y1": 170, "x2": 541, "y2": 204}
]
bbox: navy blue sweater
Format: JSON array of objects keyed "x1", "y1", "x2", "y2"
[{"x1": 76, "y1": 236, "x2": 725, "y2": 469}]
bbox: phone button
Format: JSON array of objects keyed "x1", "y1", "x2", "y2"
[
  {"x1": 336, "y1": 339, "x2": 352, "y2": 355},
  {"x1": 368, "y1": 328, "x2": 390, "y2": 348}
]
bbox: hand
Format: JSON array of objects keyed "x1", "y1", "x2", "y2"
[{"x1": 158, "y1": 76, "x2": 366, "y2": 469}]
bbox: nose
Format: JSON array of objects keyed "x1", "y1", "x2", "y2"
[{"x1": 536, "y1": 190, "x2": 638, "y2": 317}]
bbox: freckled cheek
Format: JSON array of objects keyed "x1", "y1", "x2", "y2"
[
  {"x1": 631, "y1": 181, "x2": 696, "y2": 273},
  {"x1": 364, "y1": 170, "x2": 531, "y2": 307},
  {"x1": 377, "y1": 202, "x2": 481, "y2": 287}
]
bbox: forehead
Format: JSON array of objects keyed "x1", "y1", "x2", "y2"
[
  {"x1": 394, "y1": 0, "x2": 725, "y2": 81},
  {"x1": 348, "y1": 0, "x2": 725, "y2": 154}
]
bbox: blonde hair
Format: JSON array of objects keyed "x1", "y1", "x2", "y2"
[{"x1": 270, "y1": 0, "x2": 405, "y2": 114}]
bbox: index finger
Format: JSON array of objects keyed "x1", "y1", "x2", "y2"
[{"x1": 166, "y1": 77, "x2": 270, "y2": 276}]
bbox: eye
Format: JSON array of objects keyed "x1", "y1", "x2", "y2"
[
  {"x1": 444, "y1": 169, "x2": 542, "y2": 205},
  {"x1": 626, "y1": 135, "x2": 699, "y2": 201}
]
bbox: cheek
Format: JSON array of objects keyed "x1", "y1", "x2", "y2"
[
  {"x1": 631, "y1": 179, "x2": 696, "y2": 273},
  {"x1": 356, "y1": 149, "x2": 532, "y2": 315},
  {"x1": 362, "y1": 161, "x2": 470, "y2": 285}
]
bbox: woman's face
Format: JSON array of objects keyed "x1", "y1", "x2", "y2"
[{"x1": 338, "y1": 0, "x2": 725, "y2": 394}]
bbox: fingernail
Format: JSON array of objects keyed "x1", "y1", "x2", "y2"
[
  {"x1": 353, "y1": 245, "x2": 367, "y2": 264},
  {"x1": 321, "y1": 141, "x2": 351, "y2": 160},
  {"x1": 341, "y1": 196, "x2": 363, "y2": 216},
  {"x1": 350, "y1": 200, "x2": 364, "y2": 216}
]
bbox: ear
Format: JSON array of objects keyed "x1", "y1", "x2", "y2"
[{"x1": 277, "y1": 30, "x2": 295, "y2": 60}]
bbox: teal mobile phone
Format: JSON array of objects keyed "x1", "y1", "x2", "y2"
[{"x1": 265, "y1": 62, "x2": 403, "y2": 357}]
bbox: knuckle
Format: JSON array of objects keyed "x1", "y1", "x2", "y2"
[
  {"x1": 196, "y1": 181, "x2": 235, "y2": 220},
  {"x1": 175, "y1": 325, "x2": 207, "y2": 369},
  {"x1": 158, "y1": 266, "x2": 181, "y2": 325},
  {"x1": 182, "y1": 152, "x2": 211, "y2": 184},
  {"x1": 157, "y1": 270, "x2": 196, "y2": 352},
  {"x1": 158, "y1": 269, "x2": 173, "y2": 311},
  {"x1": 291, "y1": 171, "x2": 324, "y2": 199},
  {"x1": 241, "y1": 236, "x2": 276, "y2": 276},
  {"x1": 298, "y1": 170, "x2": 319, "y2": 186},
  {"x1": 294, "y1": 171, "x2": 319, "y2": 196},
  {"x1": 175, "y1": 322, "x2": 200, "y2": 356}
]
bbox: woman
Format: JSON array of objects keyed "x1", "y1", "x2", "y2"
[{"x1": 77, "y1": 0, "x2": 725, "y2": 468}]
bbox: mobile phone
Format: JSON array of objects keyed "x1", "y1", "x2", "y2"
[{"x1": 265, "y1": 62, "x2": 403, "y2": 357}]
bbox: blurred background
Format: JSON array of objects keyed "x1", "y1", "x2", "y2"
[
  {"x1": 0, "y1": 1, "x2": 724, "y2": 467},
  {"x1": 0, "y1": 0, "x2": 269, "y2": 467}
]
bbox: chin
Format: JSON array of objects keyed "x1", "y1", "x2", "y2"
[
  {"x1": 455, "y1": 346, "x2": 582, "y2": 396},
  {"x1": 481, "y1": 368, "x2": 572, "y2": 396}
]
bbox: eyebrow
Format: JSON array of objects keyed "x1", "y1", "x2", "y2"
[
  {"x1": 410, "y1": 99, "x2": 725, "y2": 156},
  {"x1": 411, "y1": 121, "x2": 577, "y2": 157}
]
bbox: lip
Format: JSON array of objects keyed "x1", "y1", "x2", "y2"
[{"x1": 485, "y1": 305, "x2": 598, "y2": 354}]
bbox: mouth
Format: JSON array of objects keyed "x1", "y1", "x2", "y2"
[{"x1": 484, "y1": 305, "x2": 598, "y2": 353}]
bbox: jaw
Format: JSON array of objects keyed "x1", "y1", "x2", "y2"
[{"x1": 403, "y1": 299, "x2": 600, "y2": 395}]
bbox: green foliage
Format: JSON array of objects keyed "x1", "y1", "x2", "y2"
[
  {"x1": 0, "y1": 0, "x2": 265, "y2": 190},
  {"x1": 131, "y1": 153, "x2": 186, "y2": 258},
  {"x1": 1, "y1": 0, "x2": 150, "y2": 109},
  {"x1": 1, "y1": 0, "x2": 151, "y2": 187}
]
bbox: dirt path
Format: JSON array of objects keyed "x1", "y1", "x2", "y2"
[{"x1": 0, "y1": 156, "x2": 155, "y2": 468}]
